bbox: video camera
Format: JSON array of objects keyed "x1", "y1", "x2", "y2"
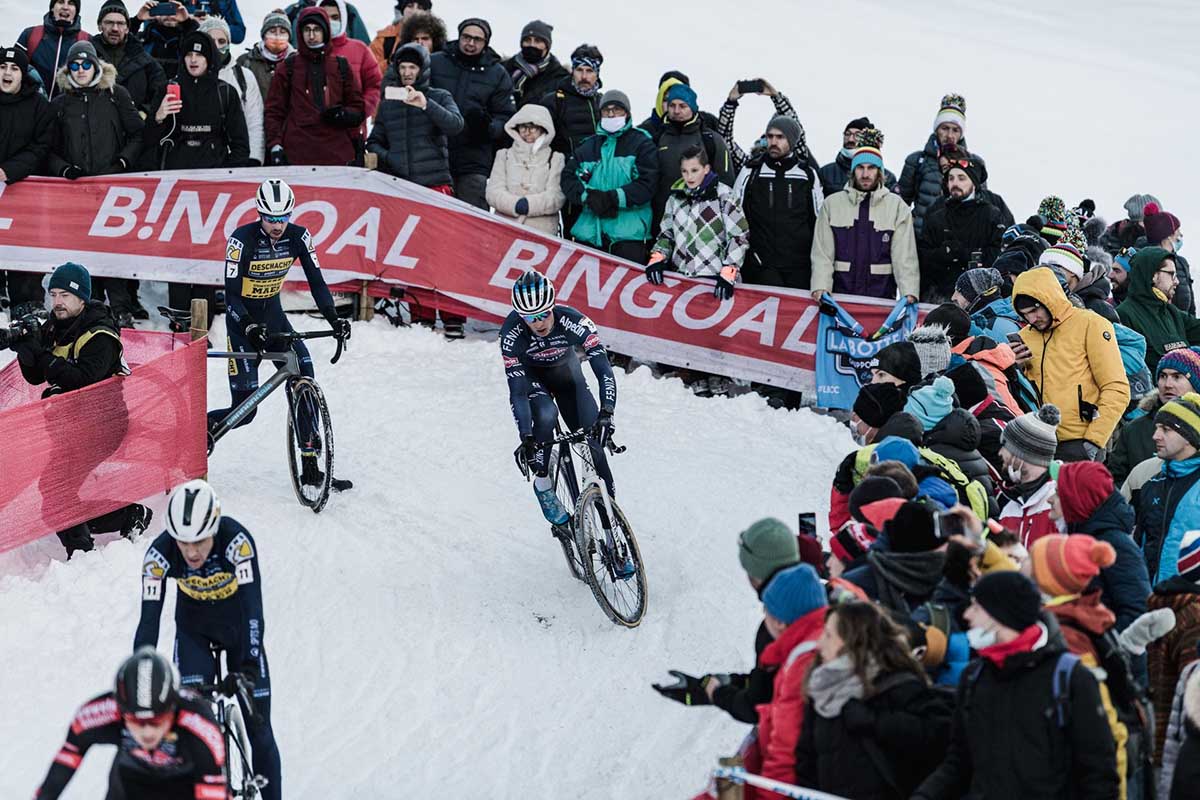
[{"x1": 0, "y1": 308, "x2": 47, "y2": 349}]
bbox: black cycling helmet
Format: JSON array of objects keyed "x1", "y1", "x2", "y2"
[{"x1": 115, "y1": 647, "x2": 179, "y2": 719}]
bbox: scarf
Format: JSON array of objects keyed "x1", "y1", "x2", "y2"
[
  {"x1": 508, "y1": 53, "x2": 545, "y2": 95},
  {"x1": 978, "y1": 623, "x2": 1042, "y2": 668},
  {"x1": 256, "y1": 41, "x2": 294, "y2": 63},
  {"x1": 807, "y1": 654, "x2": 874, "y2": 718},
  {"x1": 866, "y1": 549, "x2": 945, "y2": 615}
]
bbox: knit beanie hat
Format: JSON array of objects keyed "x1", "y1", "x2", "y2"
[
  {"x1": 946, "y1": 362, "x2": 988, "y2": 408},
  {"x1": 1143, "y1": 202, "x2": 1182, "y2": 245},
  {"x1": 908, "y1": 324, "x2": 952, "y2": 378},
  {"x1": 664, "y1": 82, "x2": 698, "y2": 115},
  {"x1": 872, "y1": 341, "x2": 922, "y2": 385},
  {"x1": 972, "y1": 571, "x2": 1042, "y2": 631},
  {"x1": 261, "y1": 9, "x2": 291, "y2": 37},
  {"x1": 1037, "y1": 196, "x2": 1069, "y2": 244},
  {"x1": 48, "y1": 262, "x2": 91, "y2": 302},
  {"x1": 850, "y1": 127, "x2": 884, "y2": 172},
  {"x1": 599, "y1": 89, "x2": 630, "y2": 116},
  {"x1": 1030, "y1": 534, "x2": 1116, "y2": 596},
  {"x1": 852, "y1": 382, "x2": 905, "y2": 429},
  {"x1": 872, "y1": 435, "x2": 922, "y2": 470},
  {"x1": 66, "y1": 40, "x2": 99, "y2": 65},
  {"x1": 1178, "y1": 529, "x2": 1200, "y2": 583},
  {"x1": 905, "y1": 375, "x2": 957, "y2": 431},
  {"x1": 457, "y1": 17, "x2": 492, "y2": 44},
  {"x1": 923, "y1": 303, "x2": 971, "y2": 345},
  {"x1": 520, "y1": 19, "x2": 553, "y2": 47},
  {"x1": 766, "y1": 114, "x2": 801, "y2": 151},
  {"x1": 0, "y1": 44, "x2": 29, "y2": 74},
  {"x1": 933, "y1": 92, "x2": 966, "y2": 133},
  {"x1": 1001, "y1": 404, "x2": 1061, "y2": 467},
  {"x1": 1124, "y1": 194, "x2": 1160, "y2": 223},
  {"x1": 849, "y1": 477, "x2": 904, "y2": 522},
  {"x1": 954, "y1": 267, "x2": 1004, "y2": 307},
  {"x1": 738, "y1": 518, "x2": 800, "y2": 583},
  {"x1": 762, "y1": 563, "x2": 826, "y2": 625},
  {"x1": 1039, "y1": 240, "x2": 1087, "y2": 281},
  {"x1": 1155, "y1": 392, "x2": 1200, "y2": 450},
  {"x1": 884, "y1": 500, "x2": 941, "y2": 553},
  {"x1": 830, "y1": 521, "x2": 878, "y2": 564},
  {"x1": 97, "y1": 1, "x2": 128, "y2": 25},
  {"x1": 198, "y1": 14, "x2": 231, "y2": 39},
  {"x1": 1054, "y1": 461, "x2": 1115, "y2": 524},
  {"x1": 845, "y1": 116, "x2": 872, "y2": 132},
  {"x1": 1157, "y1": 347, "x2": 1200, "y2": 393}
]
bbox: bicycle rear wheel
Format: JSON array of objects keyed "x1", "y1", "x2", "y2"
[
  {"x1": 286, "y1": 377, "x2": 334, "y2": 513},
  {"x1": 547, "y1": 444, "x2": 585, "y2": 582},
  {"x1": 573, "y1": 486, "x2": 647, "y2": 627}
]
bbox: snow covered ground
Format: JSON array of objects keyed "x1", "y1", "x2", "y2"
[{"x1": 0, "y1": 314, "x2": 853, "y2": 797}]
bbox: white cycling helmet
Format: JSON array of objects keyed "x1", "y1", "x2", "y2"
[
  {"x1": 511, "y1": 270, "x2": 556, "y2": 316},
  {"x1": 165, "y1": 479, "x2": 222, "y2": 543},
  {"x1": 256, "y1": 179, "x2": 295, "y2": 217}
]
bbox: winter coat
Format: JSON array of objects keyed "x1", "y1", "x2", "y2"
[
  {"x1": 367, "y1": 45, "x2": 462, "y2": 188},
  {"x1": 264, "y1": 7, "x2": 364, "y2": 167},
  {"x1": 145, "y1": 36, "x2": 249, "y2": 171},
  {"x1": 236, "y1": 44, "x2": 290, "y2": 106},
  {"x1": 0, "y1": 76, "x2": 54, "y2": 183},
  {"x1": 537, "y1": 77, "x2": 600, "y2": 157},
  {"x1": 47, "y1": 63, "x2": 144, "y2": 177},
  {"x1": 430, "y1": 43, "x2": 516, "y2": 178},
  {"x1": 502, "y1": 52, "x2": 568, "y2": 109},
  {"x1": 922, "y1": 408, "x2": 994, "y2": 495},
  {"x1": 752, "y1": 607, "x2": 825, "y2": 796},
  {"x1": 1116, "y1": 246, "x2": 1200, "y2": 372},
  {"x1": 912, "y1": 630, "x2": 1119, "y2": 800},
  {"x1": 137, "y1": 18, "x2": 199, "y2": 81},
  {"x1": 818, "y1": 149, "x2": 897, "y2": 196},
  {"x1": 1159, "y1": 659, "x2": 1200, "y2": 795},
  {"x1": 217, "y1": 58, "x2": 264, "y2": 164},
  {"x1": 285, "y1": 0, "x2": 371, "y2": 45},
  {"x1": 897, "y1": 133, "x2": 989, "y2": 237},
  {"x1": 967, "y1": 294, "x2": 1022, "y2": 340},
  {"x1": 917, "y1": 194, "x2": 1007, "y2": 302},
  {"x1": 953, "y1": 336, "x2": 1024, "y2": 415},
  {"x1": 998, "y1": 473, "x2": 1058, "y2": 548},
  {"x1": 16, "y1": 301, "x2": 127, "y2": 397},
  {"x1": 650, "y1": 113, "x2": 733, "y2": 230},
  {"x1": 325, "y1": 0, "x2": 382, "y2": 120},
  {"x1": 1133, "y1": 231, "x2": 1194, "y2": 315},
  {"x1": 1075, "y1": 276, "x2": 1121, "y2": 325},
  {"x1": 1071, "y1": 492, "x2": 1152, "y2": 631},
  {"x1": 17, "y1": 12, "x2": 90, "y2": 100},
  {"x1": 561, "y1": 120, "x2": 658, "y2": 247},
  {"x1": 196, "y1": 0, "x2": 245, "y2": 43},
  {"x1": 90, "y1": 31, "x2": 166, "y2": 118},
  {"x1": 368, "y1": 22, "x2": 402, "y2": 75},
  {"x1": 651, "y1": 173, "x2": 749, "y2": 277},
  {"x1": 1109, "y1": 391, "x2": 1162, "y2": 486},
  {"x1": 794, "y1": 670, "x2": 952, "y2": 800},
  {"x1": 733, "y1": 150, "x2": 822, "y2": 286},
  {"x1": 1148, "y1": 577, "x2": 1200, "y2": 762},
  {"x1": 811, "y1": 182, "x2": 920, "y2": 299},
  {"x1": 1013, "y1": 267, "x2": 1131, "y2": 447},
  {"x1": 717, "y1": 92, "x2": 814, "y2": 174},
  {"x1": 1137, "y1": 456, "x2": 1200, "y2": 583},
  {"x1": 486, "y1": 103, "x2": 564, "y2": 234}
]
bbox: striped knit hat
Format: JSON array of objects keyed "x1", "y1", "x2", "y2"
[
  {"x1": 933, "y1": 93, "x2": 966, "y2": 134},
  {"x1": 1039, "y1": 240, "x2": 1087, "y2": 280},
  {"x1": 1030, "y1": 534, "x2": 1116, "y2": 596},
  {"x1": 1155, "y1": 392, "x2": 1200, "y2": 450},
  {"x1": 1157, "y1": 348, "x2": 1200, "y2": 392},
  {"x1": 850, "y1": 127, "x2": 884, "y2": 171},
  {"x1": 1038, "y1": 196, "x2": 1069, "y2": 244},
  {"x1": 1178, "y1": 529, "x2": 1200, "y2": 583},
  {"x1": 1001, "y1": 404, "x2": 1061, "y2": 467},
  {"x1": 830, "y1": 521, "x2": 878, "y2": 565}
]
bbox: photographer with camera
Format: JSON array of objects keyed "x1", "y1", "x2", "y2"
[{"x1": 8, "y1": 262, "x2": 150, "y2": 557}]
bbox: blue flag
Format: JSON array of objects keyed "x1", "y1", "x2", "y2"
[{"x1": 815, "y1": 297, "x2": 918, "y2": 409}]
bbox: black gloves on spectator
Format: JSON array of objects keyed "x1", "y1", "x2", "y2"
[
  {"x1": 463, "y1": 105, "x2": 491, "y2": 143},
  {"x1": 646, "y1": 261, "x2": 665, "y2": 285},
  {"x1": 244, "y1": 322, "x2": 269, "y2": 350},
  {"x1": 321, "y1": 106, "x2": 364, "y2": 128},
  {"x1": 586, "y1": 189, "x2": 619, "y2": 219},
  {"x1": 713, "y1": 274, "x2": 735, "y2": 300},
  {"x1": 268, "y1": 146, "x2": 288, "y2": 166},
  {"x1": 591, "y1": 408, "x2": 615, "y2": 446},
  {"x1": 514, "y1": 197, "x2": 529, "y2": 216},
  {"x1": 61, "y1": 165, "x2": 83, "y2": 180},
  {"x1": 651, "y1": 671, "x2": 712, "y2": 706}
]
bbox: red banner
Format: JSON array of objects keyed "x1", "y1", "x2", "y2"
[
  {"x1": 0, "y1": 168, "x2": 902, "y2": 391},
  {"x1": 0, "y1": 331, "x2": 207, "y2": 553}
]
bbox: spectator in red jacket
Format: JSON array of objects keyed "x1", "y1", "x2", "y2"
[
  {"x1": 997, "y1": 404, "x2": 1061, "y2": 547},
  {"x1": 264, "y1": 5, "x2": 364, "y2": 166},
  {"x1": 317, "y1": 0, "x2": 380, "y2": 121}
]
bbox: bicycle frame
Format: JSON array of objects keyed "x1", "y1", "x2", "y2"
[
  {"x1": 205, "y1": 348, "x2": 303, "y2": 445},
  {"x1": 541, "y1": 430, "x2": 623, "y2": 532}
]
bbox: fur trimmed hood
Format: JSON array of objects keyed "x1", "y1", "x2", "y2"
[
  {"x1": 1139, "y1": 388, "x2": 1162, "y2": 413},
  {"x1": 55, "y1": 61, "x2": 117, "y2": 93}
]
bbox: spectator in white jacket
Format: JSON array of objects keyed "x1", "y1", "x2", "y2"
[
  {"x1": 486, "y1": 103, "x2": 564, "y2": 237},
  {"x1": 201, "y1": 16, "x2": 264, "y2": 165}
]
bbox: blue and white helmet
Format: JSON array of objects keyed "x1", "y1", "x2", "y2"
[{"x1": 511, "y1": 270, "x2": 556, "y2": 316}]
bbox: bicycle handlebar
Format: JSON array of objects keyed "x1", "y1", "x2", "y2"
[
  {"x1": 548, "y1": 429, "x2": 626, "y2": 454},
  {"x1": 266, "y1": 329, "x2": 346, "y2": 364},
  {"x1": 196, "y1": 674, "x2": 259, "y2": 720}
]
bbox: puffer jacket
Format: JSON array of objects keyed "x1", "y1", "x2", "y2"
[
  {"x1": 0, "y1": 73, "x2": 54, "y2": 183},
  {"x1": 922, "y1": 408, "x2": 995, "y2": 496},
  {"x1": 324, "y1": 0, "x2": 381, "y2": 119},
  {"x1": 1013, "y1": 267, "x2": 1130, "y2": 447},
  {"x1": 1159, "y1": 659, "x2": 1200, "y2": 796},
  {"x1": 733, "y1": 149, "x2": 822, "y2": 286},
  {"x1": 367, "y1": 43, "x2": 463, "y2": 188},
  {"x1": 48, "y1": 62, "x2": 144, "y2": 177},
  {"x1": 537, "y1": 77, "x2": 601, "y2": 156},
  {"x1": 953, "y1": 336, "x2": 1026, "y2": 415},
  {"x1": 17, "y1": 12, "x2": 90, "y2": 100},
  {"x1": 818, "y1": 148, "x2": 897, "y2": 196},
  {"x1": 651, "y1": 172, "x2": 749, "y2": 277},
  {"x1": 1138, "y1": 457, "x2": 1200, "y2": 584},
  {"x1": 486, "y1": 103, "x2": 565, "y2": 235},
  {"x1": 1071, "y1": 491, "x2": 1152, "y2": 631},
  {"x1": 651, "y1": 112, "x2": 733, "y2": 230},
  {"x1": 917, "y1": 194, "x2": 1007, "y2": 302},
  {"x1": 430, "y1": 42, "x2": 516, "y2": 178},
  {"x1": 1147, "y1": 577, "x2": 1200, "y2": 763},
  {"x1": 264, "y1": 7, "x2": 364, "y2": 167},
  {"x1": 1109, "y1": 391, "x2": 1163, "y2": 486},
  {"x1": 561, "y1": 118, "x2": 658, "y2": 247},
  {"x1": 811, "y1": 182, "x2": 920, "y2": 299},
  {"x1": 1075, "y1": 275, "x2": 1121, "y2": 324},
  {"x1": 91, "y1": 31, "x2": 166, "y2": 117},
  {"x1": 1116, "y1": 246, "x2": 1200, "y2": 372},
  {"x1": 897, "y1": 133, "x2": 988, "y2": 237}
]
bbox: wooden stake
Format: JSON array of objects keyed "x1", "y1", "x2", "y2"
[
  {"x1": 189, "y1": 299, "x2": 209, "y2": 479},
  {"x1": 358, "y1": 281, "x2": 373, "y2": 321},
  {"x1": 716, "y1": 756, "x2": 744, "y2": 800}
]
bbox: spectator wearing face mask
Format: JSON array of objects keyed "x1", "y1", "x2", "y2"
[
  {"x1": 502, "y1": 20, "x2": 567, "y2": 110},
  {"x1": 18, "y1": 0, "x2": 91, "y2": 100},
  {"x1": 284, "y1": 0, "x2": 369, "y2": 44},
  {"x1": 369, "y1": 0, "x2": 428, "y2": 75},
  {"x1": 198, "y1": 15, "x2": 262, "y2": 165},
  {"x1": 317, "y1": 0, "x2": 380, "y2": 120},
  {"x1": 236, "y1": 9, "x2": 293, "y2": 105}
]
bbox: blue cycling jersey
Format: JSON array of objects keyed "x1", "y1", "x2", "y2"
[{"x1": 224, "y1": 221, "x2": 336, "y2": 333}]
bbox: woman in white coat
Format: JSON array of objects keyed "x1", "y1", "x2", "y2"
[
  {"x1": 486, "y1": 103, "x2": 565, "y2": 236},
  {"x1": 200, "y1": 16, "x2": 265, "y2": 165}
]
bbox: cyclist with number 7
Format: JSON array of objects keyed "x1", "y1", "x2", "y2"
[
  {"x1": 501, "y1": 271, "x2": 631, "y2": 575},
  {"x1": 209, "y1": 178, "x2": 352, "y2": 491}
]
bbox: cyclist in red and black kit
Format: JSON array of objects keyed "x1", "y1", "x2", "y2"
[{"x1": 34, "y1": 647, "x2": 226, "y2": 800}]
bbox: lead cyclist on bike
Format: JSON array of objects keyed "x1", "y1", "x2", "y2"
[
  {"x1": 209, "y1": 178, "x2": 351, "y2": 491},
  {"x1": 501, "y1": 271, "x2": 631, "y2": 574}
]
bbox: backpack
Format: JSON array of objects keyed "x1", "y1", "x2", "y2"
[
  {"x1": 25, "y1": 24, "x2": 88, "y2": 59},
  {"x1": 963, "y1": 650, "x2": 1079, "y2": 728}
]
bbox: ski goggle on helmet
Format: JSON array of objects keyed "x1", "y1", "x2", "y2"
[
  {"x1": 511, "y1": 270, "x2": 556, "y2": 322},
  {"x1": 165, "y1": 478, "x2": 221, "y2": 543}
]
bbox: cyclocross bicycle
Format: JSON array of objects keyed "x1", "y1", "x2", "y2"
[{"x1": 197, "y1": 646, "x2": 266, "y2": 800}]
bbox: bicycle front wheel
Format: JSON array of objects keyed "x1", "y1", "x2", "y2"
[
  {"x1": 547, "y1": 445, "x2": 585, "y2": 582},
  {"x1": 573, "y1": 486, "x2": 647, "y2": 627},
  {"x1": 286, "y1": 376, "x2": 334, "y2": 513}
]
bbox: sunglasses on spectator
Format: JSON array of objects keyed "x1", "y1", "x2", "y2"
[
  {"x1": 68, "y1": 60, "x2": 94, "y2": 71},
  {"x1": 943, "y1": 158, "x2": 971, "y2": 170},
  {"x1": 260, "y1": 213, "x2": 291, "y2": 224},
  {"x1": 520, "y1": 310, "x2": 551, "y2": 323}
]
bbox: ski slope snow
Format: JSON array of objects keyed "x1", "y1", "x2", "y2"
[{"x1": 0, "y1": 315, "x2": 853, "y2": 797}]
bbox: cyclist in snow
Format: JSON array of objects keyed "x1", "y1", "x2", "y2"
[
  {"x1": 501, "y1": 271, "x2": 628, "y2": 567},
  {"x1": 34, "y1": 646, "x2": 227, "y2": 800},
  {"x1": 133, "y1": 479, "x2": 282, "y2": 800},
  {"x1": 209, "y1": 177, "x2": 352, "y2": 491}
]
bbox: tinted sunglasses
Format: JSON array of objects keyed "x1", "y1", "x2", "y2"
[
  {"x1": 68, "y1": 60, "x2": 94, "y2": 72},
  {"x1": 260, "y1": 213, "x2": 291, "y2": 224},
  {"x1": 520, "y1": 310, "x2": 551, "y2": 323},
  {"x1": 123, "y1": 710, "x2": 173, "y2": 727},
  {"x1": 943, "y1": 158, "x2": 971, "y2": 170}
]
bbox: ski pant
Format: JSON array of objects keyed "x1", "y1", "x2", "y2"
[
  {"x1": 175, "y1": 625, "x2": 282, "y2": 800},
  {"x1": 527, "y1": 377, "x2": 614, "y2": 496},
  {"x1": 3, "y1": 270, "x2": 45, "y2": 310}
]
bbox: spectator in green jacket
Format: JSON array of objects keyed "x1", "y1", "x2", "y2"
[{"x1": 1116, "y1": 247, "x2": 1200, "y2": 372}]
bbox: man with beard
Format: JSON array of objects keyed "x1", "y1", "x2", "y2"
[
  {"x1": 91, "y1": 1, "x2": 165, "y2": 117},
  {"x1": 538, "y1": 43, "x2": 601, "y2": 157},
  {"x1": 18, "y1": 0, "x2": 91, "y2": 100},
  {"x1": 1117, "y1": 248, "x2": 1200, "y2": 372},
  {"x1": 135, "y1": 0, "x2": 199, "y2": 80},
  {"x1": 503, "y1": 20, "x2": 567, "y2": 109},
  {"x1": 1110, "y1": 348, "x2": 1200, "y2": 485},
  {"x1": 918, "y1": 154, "x2": 1006, "y2": 302}
]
